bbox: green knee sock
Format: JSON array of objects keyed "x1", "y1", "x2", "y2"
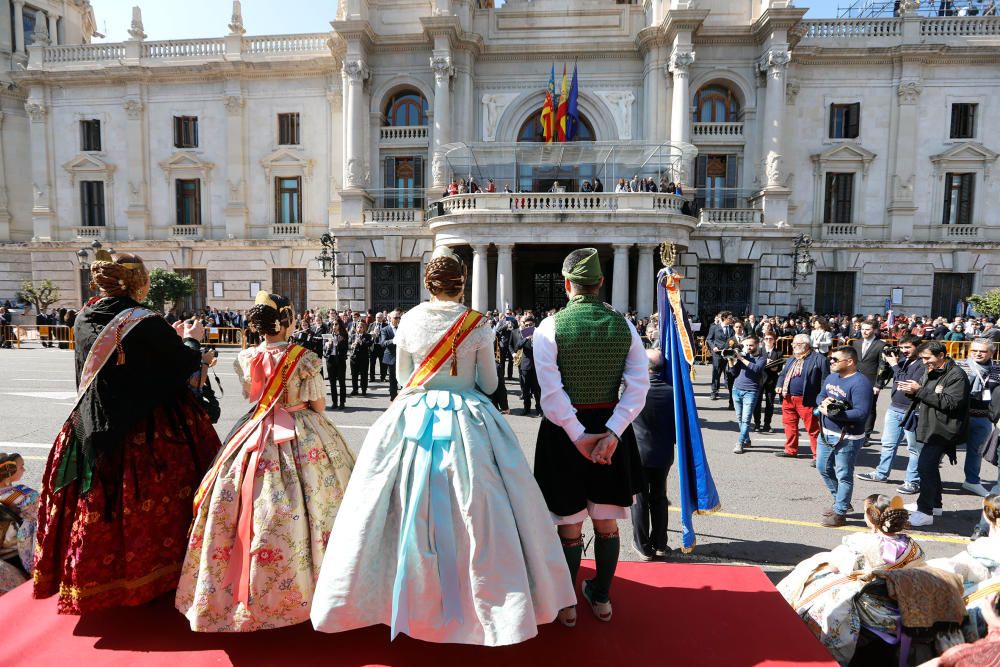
[
  {"x1": 590, "y1": 532, "x2": 620, "y2": 603},
  {"x1": 561, "y1": 536, "x2": 583, "y2": 587}
]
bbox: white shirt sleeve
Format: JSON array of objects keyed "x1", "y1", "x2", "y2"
[
  {"x1": 606, "y1": 319, "x2": 651, "y2": 439},
  {"x1": 533, "y1": 317, "x2": 586, "y2": 443}
]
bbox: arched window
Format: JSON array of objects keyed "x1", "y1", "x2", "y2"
[
  {"x1": 693, "y1": 84, "x2": 740, "y2": 123},
  {"x1": 383, "y1": 90, "x2": 428, "y2": 127},
  {"x1": 517, "y1": 109, "x2": 595, "y2": 142}
]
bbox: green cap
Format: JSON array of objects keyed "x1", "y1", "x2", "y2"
[{"x1": 561, "y1": 247, "x2": 603, "y2": 285}]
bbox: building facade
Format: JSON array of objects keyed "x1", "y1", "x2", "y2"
[{"x1": 1, "y1": 0, "x2": 998, "y2": 321}]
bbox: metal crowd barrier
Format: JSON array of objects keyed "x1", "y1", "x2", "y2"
[
  {"x1": 204, "y1": 327, "x2": 244, "y2": 348},
  {"x1": 0, "y1": 325, "x2": 75, "y2": 349}
]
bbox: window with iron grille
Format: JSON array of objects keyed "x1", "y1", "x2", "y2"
[
  {"x1": 173, "y1": 116, "x2": 199, "y2": 148},
  {"x1": 950, "y1": 103, "x2": 977, "y2": 139},
  {"x1": 275, "y1": 177, "x2": 302, "y2": 224},
  {"x1": 176, "y1": 179, "x2": 202, "y2": 225},
  {"x1": 823, "y1": 172, "x2": 854, "y2": 224},
  {"x1": 943, "y1": 173, "x2": 974, "y2": 225},
  {"x1": 829, "y1": 103, "x2": 860, "y2": 139},
  {"x1": 80, "y1": 119, "x2": 102, "y2": 151},
  {"x1": 272, "y1": 269, "x2": 308, "y2": 316},
  {"x1": 80, "y1": 181, "x2": 105, "y2": 227},
  {"x1": 278, "y1": 113, "x2": 301, "y2": 145}
]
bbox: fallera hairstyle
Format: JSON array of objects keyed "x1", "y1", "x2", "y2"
[
  {"x1": 983, "y1": 494, "x2": 1000, "y2": 527},
  {"x1": 424, "y1": 255, "x2": 467, "y2": 297},
  {"x1": 90, "y1": 252, "x2": 148, "y2": 299},
  {"x1": 864, "y1": 494, "x2": 909, "y2": 535},
  {"x1": 247, "y1": 293, "x2": 294, "y2": 335},
  {"x1": 918, "y1": 340, "x2": 947, "y2": 357},
  {"x1": 0, "y1": 452, "x2": 23, "y2": 484}
]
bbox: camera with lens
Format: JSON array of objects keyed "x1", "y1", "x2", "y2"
[
  {"x1": 722, "y1": 347, "x2": 738, "y2": 359},
  {"x1": 883, "y1": 345, "x2": 900, "y2": 357},
  {"x1": 825, "y1": 399, "x2": 850, "y2": 416}
]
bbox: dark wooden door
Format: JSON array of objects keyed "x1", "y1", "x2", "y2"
[
  {"x1": 272, "y1": 268, "x2": 308, "y2": 317},
  {"x1": 932, "y1": 273, "x2": 975, "y2": 318},
  {"x1": 533, "y1": 271, "x2": 569, "y2": 312},
  {"x1": 698, "y1": 264, "x2": 753, "y2": 324},
  {"x1": 371, "y1": 262, "x2": 420, "y2": 312},
  {"x1": 814, "y1": 271, "x2": 856, "y2": 316}
]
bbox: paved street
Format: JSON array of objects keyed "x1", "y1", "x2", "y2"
[{"x1": 0, "y1": 347, "x2": 986, "y2": 578}]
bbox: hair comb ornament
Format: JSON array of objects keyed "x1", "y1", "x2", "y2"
[
  {"x1": 254, "y1": 290, "x2": 278, "y2": 310},
  {"x1": 889, "y1": 495, "x2": 905, "y2": 510},
  {"x1": 431, "y1": 246, "x2": 462, "y2": 263},
  {"x1": 94, "y1": 249, "x2": 113, "y2": 263}
]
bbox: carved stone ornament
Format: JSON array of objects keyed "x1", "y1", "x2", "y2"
[
  {"x1": 343, "y1": 60, "x2": 369, "y2": 83},
  {"x1": 893, "y1": 175, "x2": 914, "y2": 203},
  {"x1": 31, "y1": 14, "x2": 50, "y2": 46},
  {"x1": 432, "y1": 152, "x2": 448, "y2": 186},
  {"x1": 786, "y1": 80, "x2": 801, "y2": 106},
  {"x1": 123, "y1": 98, "x2": 144, "y2": 119},
  {"x1": 227, "y1": 178, "x2": 244, "y2": 204},
  {"x1": 128, "y1": 6, "x2": 146, "y2": 41},
  {"x1": 223, "y1": 95, "x2": 244, "y2": 115},
  {"x1": 789, "y1": 22, "x2": 810, "y2": 41},
  {"x1": 898, "y1": 0, "x2": 921, "y2": 16},
  {"x1": 766, "y1": 151, "x2": 785, "y2": 187},
  {"x1": 345, "y1": 157, "x2": 367, "y2": 188},
  {"x1": 430, "y1": 55, "x2": 454, "y2": 82},
  {"x1": 760, "y1": 50, "x2": 791, "y2": 79},
  {"x1": 669, "y1": 51, "x2": 695, "y2": 77},
  {"x1": 481, "y1": 93, "x2": 517, "y2": 142},
  {"x1": 24, "y1": 101, "x2": 47, "y2": 122},
  {"x1": 594, "y1": 90, "x2": 635, "y2": 141},
  {"x1": 228, "y1": 0, "x2": 246, "y2": 36},
  {"x1": 897, "y1": 81, "x2": 923, "y2": 105}
]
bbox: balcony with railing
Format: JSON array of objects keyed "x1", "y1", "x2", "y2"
[
  {"x1": 821, "y1": 224, "x2": 861, "y2": 240},
  {"x1": 799, "y1": 15, "x2": 1000, "y2": 46},
  {"x1": 697, "y1": 209, "x2": 763, "y2": 226},
  {"x1": 270, "y1": 223, "x2": 304, "y2": 238},
  {"x1": 691, "y1": 122, "x2": 744, "y2": 144},
  {"x1": 379, "y1": 126, "x2": 429, "y2": 146},
  {"x1": 74, "y1": 226, "x2": 107, "y2": 240},
  {"x1": 170, "y1": 225, "x2": 203, "y2": 239}
]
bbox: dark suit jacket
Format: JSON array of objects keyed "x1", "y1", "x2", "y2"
[
  {"x1": 760, "y1": 346, "x2": 785, "y2": 387},
  {"x1": 379, "y1": 325, "x2": 396, "y2": 365},
  {"x1": 510, "y1": 328, "x2": 535, "y2": 372},
  {"x1": 707, "y1": 324, "x2": 733, "y2": 355},
  {"x1": 851, "y1": 338, "x2": 886, "y2": 384},
  {"x1": 632, "y1": 376, "x2": 675, "y2": 469},
  {"x1": 775, "y1": 350, "x2": 830, "y2": 408}
]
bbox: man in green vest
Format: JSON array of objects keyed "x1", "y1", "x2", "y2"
[{"x1": 533, "y1": 247, "x2": 649, "y2": 626}]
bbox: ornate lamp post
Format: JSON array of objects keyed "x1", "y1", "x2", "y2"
[
  {"x1": 791, "y1": 234, "x2": 815, "y2": 287},
  {"x1": 76, "y1": 239, "x2": 103, "y2": 270},
  {"x1": 315, "y1": 233, "x2": 336, "y2": 284}
]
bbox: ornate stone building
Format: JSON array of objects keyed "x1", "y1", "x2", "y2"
[{"x1": 1, "y1": 0, "x2": 998, "y2": 320}]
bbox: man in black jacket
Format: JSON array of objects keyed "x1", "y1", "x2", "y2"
[
  {"x1": 850, "y1": 322, "x2": 886, "y2": 443},
  {"x1": 753, "y1": 332, "x2": 784, "y2": 433},
  {"x1": 707, "y1": 312, "x2": 734, "y2": 401},
  {"x1": 380, "y1": 310, "x2": 400, "y2": 400},
  {"x1": 630, "y1": 349, "x2": 675, "y2": 560},
  {"x1": 510, "y1": 315, "x2": 541, "y2": 416},
  {"x1": 348, "y1": 321, "x2": 372, "y2": 397},
  {"x1": 896, "y1": 341, "x2": 971, "y2": 527}
]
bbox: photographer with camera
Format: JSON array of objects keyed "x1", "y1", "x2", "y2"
[
  {"x1": 728, "y1": 336, "x2": 766, "y2": 455},
  {"x1": 815, "y1": 346, "x2": 874, "y2": 527},
  {"x1": 856, "y1": 335, "x2": 926, "y2": 493}
]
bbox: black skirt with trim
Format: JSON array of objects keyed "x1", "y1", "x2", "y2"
[{"x1": 533, "y1": 406, "x2": 642, "y2": 518}]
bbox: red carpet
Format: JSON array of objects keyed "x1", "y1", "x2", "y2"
[{"x1": 2, "y1": 562, "x2": 835, "y2": 667}]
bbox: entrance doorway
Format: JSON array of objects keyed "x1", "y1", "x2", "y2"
[
  {"x1": 932, "y1": 272, "x2": 975, "y2": 318},
  {"x1": 371, "y1": 262, "x2": 421, "y2": 312},
  {"x1": 513, "y1": 245, "x2": 610, "y2": 313},
  {"x1": 698, "y1": 264, "x2": 753, "y2": 324}
]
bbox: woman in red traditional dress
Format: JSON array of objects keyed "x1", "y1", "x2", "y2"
[{"x1": 33, "y1": 251, "x2": 221, "y2": 614}]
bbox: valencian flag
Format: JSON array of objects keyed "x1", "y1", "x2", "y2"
[
  {"x1": 566, "y1": 63, "x2": 580, "y2": 140},
  {"x1": 556, "y1": 65, "x2": 569, "y2": 142},
  {"x1": 657, "y1": 265, "x2": 721, "y2": 553},
  {"x1": 540, "y1": 65, "x2": 556, "y2": 143}
]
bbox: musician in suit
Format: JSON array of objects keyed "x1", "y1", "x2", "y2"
[
  {"x1": 367, "y1": 311, "x2": 386, "y2": 382},
  {"x1": 380, "y1": 310, "x2": 401, "y2": 400},
  {"x1": 850, "y1": 322, "x2": 886, "y2": 443},
  {"x1": 323, "y1": 318, "x2": 349, "y2": 409},
  {"x1": 510, "y1": 315, "x2": 541, "y2": 416},
  {"x1": 348, "y1": 321, "x2": 372, "y2": 396},
  {"x1": 707, "y1": 312, "x2": 735, "y2": 401},
  {"x1": 754, "y1": 332, "x2": 785, "y2": 433}
]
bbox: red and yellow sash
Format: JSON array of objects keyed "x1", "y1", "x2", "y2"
[
  {"x1": 75, "y1": 306, "x2": 158, "y2": 408},
  {"x1": 404, "y1": 309, "x2": 484, "y2": 389}
]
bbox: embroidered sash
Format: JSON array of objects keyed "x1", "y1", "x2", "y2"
[
  {"x1": 192, "y1": 343, "x2": 306, "y2": 606},
  {"x1": 75, "y1": 305, "x2": 158, "y2": 409},
  {"x1": 965, "y1": 578, "x2": 1000, "y2": 607},
  {"x1": 403, "y1": 309, "x2": 484, "y2": 389}
]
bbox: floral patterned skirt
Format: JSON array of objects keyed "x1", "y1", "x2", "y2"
[
  {"x1": 175, "y1": 407, "x2": 354, "y2": 632},
  {"x1": 33, "y1": 393, "x2": 221, "y2": 614}
]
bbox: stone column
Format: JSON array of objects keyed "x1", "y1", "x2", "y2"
[
  {"x1": 643, "y1": 46, "x2": 667, "y2": 143},
  {"x1": 668, "y1": 49, "x2": 695, "y2": 187},
  {"x1": 888, "y1": 80, "x2": 922, "y2": 241},
  {"x1": 223, "y1": 90, "x2": 247, "y2": 240},
  {"x1": 471, "y1": 243, "x2": 489, "y2": 312},
  {"x1": 0, "y1": 112, "x2": 9, "y2": 241},
  {"x1": 13, "y1": 1, "x2": 25, "y2": 54},
  {"x1": 611, "y1": 244, "x2": 631, "y2": 313},
  {"x1": 25, "y1": 94, "x2": 53, "y2": 240},
  {"x1": 758, "y1": 48, "x2": 792, "y2": 227},
  {"x1": 343, "y1": 59, "x2": 369, "y2": 191},
  {"x1": 47, "y1": 12, "x2": 58, "y2": 46},
  {"x1": 636, "y1": 244, "x2": 656, "y2": 317},
  {"x1": 123, "y1": 93, "x2": 149, "y2": 241},
  {"x1": 430, "y1": 53, "x2": 454, "y2": 189},
  {"x1": 495, "y1": 243, "x2": 514, "y2": 312}
]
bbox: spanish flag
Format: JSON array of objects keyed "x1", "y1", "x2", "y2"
[
  {"x1": 540, "y1": 65, "x2": 556, "y2": 143},
  {"x1": 556, "y1": 64, "x2": 568, "y2": 142}
]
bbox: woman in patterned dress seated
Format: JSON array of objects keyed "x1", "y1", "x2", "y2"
[{"x1": 0, "y1": 453, "x2": 38, "y2": 595}]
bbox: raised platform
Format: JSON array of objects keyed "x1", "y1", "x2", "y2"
[{"x1": 1, "y1": 562, "x2": 835, "y2": 667}]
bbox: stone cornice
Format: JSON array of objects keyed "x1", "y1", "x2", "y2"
[
  {"x1": 13, "y1": 59, "x2": 341, "y2": 87},
  {"x1": 791, "y1": 43, "x2": 1000, "y2": 65},
  {"x1": 752, "y1": 7, "x2": 809, "y2": 41},
  {"x1": 660, "y1": 9, "x2": 710, "y2": 40},
  {"x1": 419, "y1": 16, "x2": 484, "y2": 55},
  {"x1": 330, "y1": 19, "x2": 376, "y2": 49}
]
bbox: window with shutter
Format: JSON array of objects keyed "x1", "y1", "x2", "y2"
[
  {"x1": 275, "y1": 177, "x2": 302, "y2": 224},
  {"x1": 80, "y1": 120, "x2": 102, "y2": 152},
  {"x1": 950, "y1": 104, "x2": 977, "y2": 139},
  {"x1": 943, "y1": 173, "x2": 975, "y2": 225},
  {"x1": 80, "y1": 181, "x2": 105, "y2": 227},
  {"x1": 174, "y1": 116, "x2": 199, "y2": 148},
  {"x1": 176, "y1": 179, "x2": 201, "y2": 225},
  {"x1": 824, "y1": 173, "x2": 854, "y2": 224},
  {"x1": 278, "y1": 113, "x2": 300, "y2": 145},
  {"x1": 829, "y1": 104, "x2": 861, "y2": 139}
]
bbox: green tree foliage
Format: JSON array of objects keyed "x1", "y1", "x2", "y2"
[
  {"x1": 144, "y1": 268, "x2": 194, "y2": 314},
  {"x1": 18, "y1": 279, "x2": 61, "y2": 313},
  {"x1": 968, "y1": 289, "x2": 1000, "y2": 318}
]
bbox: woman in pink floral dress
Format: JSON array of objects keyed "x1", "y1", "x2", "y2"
[{"x1": 176, "y1": 292, "x2": 355, "y2": 632}]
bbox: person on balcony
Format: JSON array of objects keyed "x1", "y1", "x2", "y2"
[
  {"x1": 447, "y1": 178, "x2": 458, "y2": 196},
  {"x1": 593, "y1": 178, "x2": 604, "y2": 192},
  {"x1": 615, "y1": 178, "x2": 628, "y2": 192},
  {"x1": 485, "y1": 178, "x2": 496, "y2": 193}
]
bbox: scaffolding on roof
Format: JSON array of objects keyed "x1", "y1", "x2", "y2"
[{"x1": 837, "y1": 0, "x2": 997, "y2": 18}]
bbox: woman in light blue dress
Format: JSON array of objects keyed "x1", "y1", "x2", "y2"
[{"x1": 310, "y1": 247, "x2": 576, "y2": 646}]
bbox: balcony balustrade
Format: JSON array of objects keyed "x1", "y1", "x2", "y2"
[
  {"x1": 691, "y1": 122, "x2": 744, "y2": 143},
  {"x1": 941, "y1": 225, "x2": 983, "y2": 240},
  {"x1": 74, "y1": 226, "x2": 106, "y2": 240},
  {"x1": 697, "y1": 209, "x2": 763, "y2": 225},
  {"x1": 430, "y1": 191, "x2": 689, "y2": 217},
  {"x1": 169, "y1": 225, "x2": 203, "y2": 239},
  {"x1": 271, "y1": 223, "x2": 304, "y2": 238},
  {"x1": 821, "y1": 224, "x2": 861, "y2": 239},
  {"x1": 379, "y1": 126, "x2": 429, "y2": 145},
  {"x1": 363, "y1": 208, "x2": 424, "y2": 224}
]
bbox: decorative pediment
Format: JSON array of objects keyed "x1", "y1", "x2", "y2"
[
  {"x1": 158, "y1": 151, "x2": 215, "y2": 179},
  {"x1": 260, "y1": 147, "x2": 314, "y2": 180},
  {"x1": 62, "y1": 153, "x2": 116, "y2": 184},
  {"x1": 811, "y1": 143, "x2": 877, "y2": 176},
  {"x1": 930, "y1": 142, "x2": 999, "y2": 178}
]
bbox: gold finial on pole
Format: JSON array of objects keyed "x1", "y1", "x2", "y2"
[{"x1": 660, "y1": 242, "x2": 677, "y2": 268}]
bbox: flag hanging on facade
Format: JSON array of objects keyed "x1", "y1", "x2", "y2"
[
  {"x1": 566, "y1": 63, "x2": 579, "y2": 141},
  {"x1": 556, "y1": 64, "x2": 569, "y2": 142},
  {"x1": 657, "y1": 266, "x2": 721, "y2": 553},
  {"x1": 541, "y1": 64, "x2": 556, "y2": 143}
]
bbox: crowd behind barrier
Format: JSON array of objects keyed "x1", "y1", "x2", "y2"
[
  {"x1": 695, "y1": 335, "x2": 1000, "y2": 362},
  {"x1": 0, "y1": 325, "x2": 250, "y2": 349}
]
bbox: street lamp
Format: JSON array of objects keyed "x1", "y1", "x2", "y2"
[
  {"x1": 76, "y1": 239, "x2": 104, "y2": 271},
  {"x1": 791, "y1": 234, "x2": 814, "y2": 287},
  {"x1": 315, "y1": 232, "x2": 336, "y2": 284}
]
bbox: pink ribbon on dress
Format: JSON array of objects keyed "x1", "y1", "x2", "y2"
[{"x1": 223, "y1": 348, "x2": 301, "y2": 606}]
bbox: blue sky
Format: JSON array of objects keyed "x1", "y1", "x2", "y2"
[{"x1": 91, "y1": 0, "x2": 846, "y2": 42}]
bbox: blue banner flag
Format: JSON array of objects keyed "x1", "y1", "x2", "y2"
[
  {"x1": 566, "y1": 63, "x2": 580, "y2": 140},
  {"x1": 657, "y1": 267, "x2": 721, "y2": 553}
]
